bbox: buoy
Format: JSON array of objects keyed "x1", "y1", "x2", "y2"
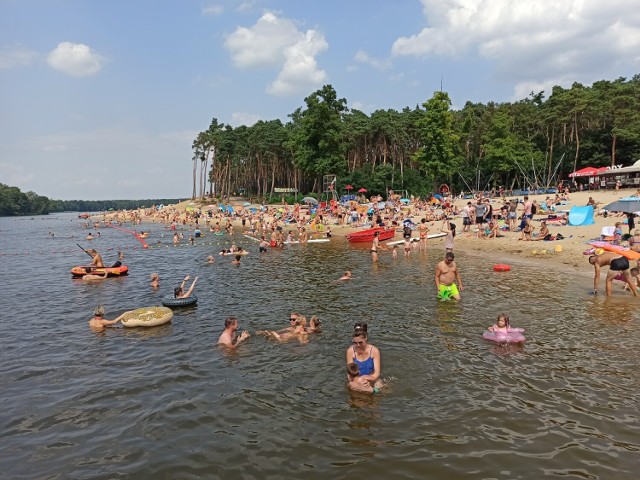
[
  {"x1": 554, "y1": 245, "x2": 563, "y2": 253},
  {"x1": 493, "y1": 264, "x2": 511, "y2": 272}
]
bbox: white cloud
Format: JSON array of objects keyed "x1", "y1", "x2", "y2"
[
  {"x1": 225, "y1": 12, "x2": 328, "y2": 96},
  {"x1": 230, "y1": 112, "x2": 261, "y2": 126},
  {"x1": 354, "y1": 50, "x2": 391, "y2": 70},
  {"x1": 202, "y1": 4, "x2": 223, "y2": 16},
  {"x1": 0, "y1": 162, "x2": 34, "y2": 185},
  {"x1": 0, "y1": 44, "x2": 37, "y2": 69},
  {"x1": 47, "y1": 42, "x2": 105, "y2": 77},
  {"x1": 392, "y1": 0, "x2": 640, "y2": 98}
]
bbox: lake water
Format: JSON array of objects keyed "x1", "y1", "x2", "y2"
[{"x1": 1, "y1": 213, "x2": 639, "y2": 479}]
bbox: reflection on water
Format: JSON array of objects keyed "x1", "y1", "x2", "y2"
[{"x1": 1, "y1": 214, "x2": 639, "y2": 479}]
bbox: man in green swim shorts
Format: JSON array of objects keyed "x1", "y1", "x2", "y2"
[{"x1": 435, "y1": 252, "x2": 464, "y2": 301}]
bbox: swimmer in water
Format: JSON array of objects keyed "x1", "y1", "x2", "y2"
[
  {"x1": 339, "y1": 270, "x2": 352, "y2": 281},
  {"x1": 88, "y1": 306, "x2": 125, "y2": 331},
  {"x1": 206, "y1": 255, "x2": 215, "y2": 263},
  {"x1": 82, "y1": 271, "x2": 109, "y2": 281},
  {"x1": 150, "y1": 272, "x2": 159, "y2": 289}
]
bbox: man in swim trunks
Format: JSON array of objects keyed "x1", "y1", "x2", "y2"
[
  {"x1": 86, "y1": 248, "x2": 104, "y2": 268},
  {"x1": 435, "y1": 252, "x2": 464, "y2": 300},
  {"x1": 217, "y1": 316, "x2": 250, "y2": 349},
  {"x1": 589, "y1": 252, "x2": 638, "y2": 296}
]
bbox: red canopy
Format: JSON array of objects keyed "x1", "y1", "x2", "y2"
[
  {"x1": 358, "y1": 187, "x2": 367, "y2": 193},
  {"x1": 345, "y1": 184, "x2": 353, "y2": 190},
  {"x1": 569, "y1": 166, "x2": 608, "y2": 177}
]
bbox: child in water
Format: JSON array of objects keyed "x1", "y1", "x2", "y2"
[
  {"x1": 339, "y1": 271, "x2": 352, "y2": 281},
  {"x1": 346, "y1": 362, "x2": 380, "y2": 394},
  {"x1": 488, "y1": 313, "x2": 510, "y2": 333},
  {"x1": 392, "y1": 245, "x2": 398, "y2": 259}
]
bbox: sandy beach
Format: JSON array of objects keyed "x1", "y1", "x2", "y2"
[{"x1": 99, "y1": 187, "x2": 640, "y2": 277}]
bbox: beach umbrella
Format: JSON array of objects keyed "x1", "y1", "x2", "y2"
[
  {"x1": 603, "y1": 197, "x2": 640, "y2": 213},
  {"x1": 345, "y1": 184, "x2": 354, "y2": 190},
  {"x1": 358, "y1": 188, "x2": 367, "y2": 193},
  {"x1": 302, "y1": 197, "x2": 319, "y2": 205},
  {"x1": 243, "y1": 202, "x2": 251, "y2": 207}
]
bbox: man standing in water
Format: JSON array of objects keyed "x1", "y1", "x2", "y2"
[
  {"x1": 589, "y1": 252, "x2": 638, "y2": 296},
  {"x1": 218, "y1": 316, "x2": 250, "y2": 349},
  {"x1": 435, "y1": 252, "x2": 464, "y2": 300}
]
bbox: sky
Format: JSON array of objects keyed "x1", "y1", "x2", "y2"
[{"x1": 1, "y1": 0, "x2": 639, "y2": 201}]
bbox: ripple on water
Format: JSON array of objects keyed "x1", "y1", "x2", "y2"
[{"x1": 0, "y1": 214, "x2": 639, "y2": 479}]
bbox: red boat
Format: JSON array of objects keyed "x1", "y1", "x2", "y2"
[
  {"x1": 71, "y1": 265, "x2": 129, "y2": 277},
  {"x1": 346, "y1": 227, "x2": 396, "y2": 243}
]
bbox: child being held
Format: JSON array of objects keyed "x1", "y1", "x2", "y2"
[{"x1": 346, "y1": 362, "x2": 381, "y2": 394}]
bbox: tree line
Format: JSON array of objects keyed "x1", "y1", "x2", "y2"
[
  {"x1": 0, "y1": 183, "x2": 181, "y2": 216},
  {"x1": 192, "y1": 75, "x2": 640, "y2": 200}
]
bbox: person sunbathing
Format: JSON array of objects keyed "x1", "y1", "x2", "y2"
[
  {"x1": 530, "y1": 221, "x2": 551, "y2": 241},
  {"x1": 518, "y1": 218, "x2": 533, "y2": 240}
]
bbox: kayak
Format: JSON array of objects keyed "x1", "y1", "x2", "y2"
[
  {"x1": 346, "y1": 227, "x2": 395, "y2": 243},
  {"x1": 71, "y1": 265, "x2": 129, "y2": 277}
]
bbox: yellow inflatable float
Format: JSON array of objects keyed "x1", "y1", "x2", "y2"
[{"x1": 120, "y1": 306, "x2": 173, "y2": 328}]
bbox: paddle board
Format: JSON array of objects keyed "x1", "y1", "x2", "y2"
[
  {"x1": 284, "y1": 239, "x2": 330, "y2": 244},
  {"x1": 387, "y1": 232, "x2": 446, "y2": 246}
]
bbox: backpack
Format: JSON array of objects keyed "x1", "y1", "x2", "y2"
[{"x1": 531, "y1": 204, "x2": 537, "y2": 214}]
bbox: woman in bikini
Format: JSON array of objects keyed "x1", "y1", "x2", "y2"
[
  {"x1": 370, "y1": 231, "x2": 386, "y2": 262},
  {"x1": 345, "y1": 322, "x2": 382, "y2": 389},
  {"x1": 417, "y1": 218, "x2": 430, "y2": 251}
]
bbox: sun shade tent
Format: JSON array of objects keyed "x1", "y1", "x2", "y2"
[{"x1": 568, "y1": 167, "x2": 608, "y2": 177}]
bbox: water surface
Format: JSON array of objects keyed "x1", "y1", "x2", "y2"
[{"x1": 0, "y1": 214, "x2": 638, "y2": 479}]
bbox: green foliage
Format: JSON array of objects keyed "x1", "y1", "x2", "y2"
[
  {"x1": 413, "y1": 91, "x2": 462, "y2": 187},
  {"x1": 193, "y1": 77, "x2": 640, "y2": 198}
]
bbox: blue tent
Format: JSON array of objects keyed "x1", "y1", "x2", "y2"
[{"x1": 568, "y1": 206, "x2": 594, "y2": 226}]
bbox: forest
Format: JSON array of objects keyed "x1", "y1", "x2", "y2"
[
  {"x1": 191, "y1": 75, "x2": 640, "y2": 201},
  {"x1": 0, "y1": 183, "x2": 179, "y2": 216}
]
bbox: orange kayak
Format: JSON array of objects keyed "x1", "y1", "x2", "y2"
[{"x1": 71, "y1": 265, "x2": 129, "y2": 277}]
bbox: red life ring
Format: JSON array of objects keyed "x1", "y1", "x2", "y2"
[{"x1": 493, "y1": 264, "x2": 511, "y2": 272}]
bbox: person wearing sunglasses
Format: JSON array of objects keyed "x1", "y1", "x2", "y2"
[{"x1": 345, "y1": 323, "x2": 382, "y2": 390}]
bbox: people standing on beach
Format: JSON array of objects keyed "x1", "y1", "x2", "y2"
[
  {"x1": 346, "y1": 323, "x2": 382, "y2": 389},
  {"x1": 519, "y1": 196, "x2": 533, "y2": 230},
  {"x1": 435, "y1": 252, "x2": 464, "y2": 300},
  {"x1": 589, "y1": 253, "x2": 638, "y2": 296},
  {"x1": 89, "y1": 306, "x2": 124, "y2": 331},
  {"x1": 461, "y1": 203, "x2": 471, "y2": 233},
  {"x1": 217, "y1": 316, "x2": 250, "y2": 349}
]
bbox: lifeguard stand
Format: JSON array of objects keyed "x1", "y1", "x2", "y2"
[{"x1": 323, "y1": 174, "x2": 338, "y2": 203}]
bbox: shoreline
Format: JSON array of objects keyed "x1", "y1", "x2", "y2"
[{"x1": 93, "y1": 187, "x2": 640, "y2": 280}]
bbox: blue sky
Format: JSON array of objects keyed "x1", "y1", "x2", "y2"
[{"x1": 2, "y1": 0, "x2": 639, "y2": 200}]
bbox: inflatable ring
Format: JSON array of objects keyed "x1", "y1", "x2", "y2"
[
  {"x1": 483, "y1": 331, "x2": 526, "y2": 344},
  {"x1": 121, "y1": 306, "x2": 173, "y2": 328},
  {"x1": 162, "y1": 294, "x2": 198, "y2": 307},
  {"x1": 493, "y1": 264, "x2": 511, "y2": 272}
]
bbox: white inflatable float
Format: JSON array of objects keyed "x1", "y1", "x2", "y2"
[{"x1": 120, "y1": 306, "x2": 174, "y2": 328}]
